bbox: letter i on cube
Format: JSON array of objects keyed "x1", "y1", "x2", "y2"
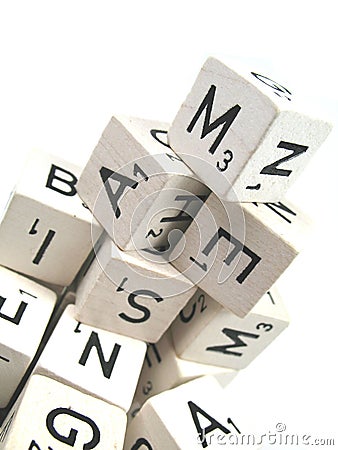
[{"x1": 0, "y1": 150, "x2": 101, "y2": 286}]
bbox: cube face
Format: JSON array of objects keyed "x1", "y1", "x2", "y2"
[
  {"x1": 125, "y1": 376, "x2": 261, "y2": 450},
  {"x1": 0, "y1": 150, "x2": 101, "y2": 286},
  {"x1": 168, "y1": 57, "x2": 331, "y2": 202},
  {"x1": 170, "y1": 194, "x2": 310, "y2": 317},
  {"x1": 75, "y1": 237, "x2": 196, "y2": 343},
  {"x1": 0, "y1": 375, "x2": 127, "y2": 450},
  {"x1": 171, "y1": 287, "x2": 289, "y2": 369},
  {"x1": 229, "y1": 110, "x2": 331, "y2": 201},
  {"x1": 0, "y1": 266, "x2": 56, "y2": 407},
  {"x1": 35, "y1": 305, "x2": 146, "y2": 412},
  {"x1": 77, "y1": 116, "x2": 209, "y2": 251}
]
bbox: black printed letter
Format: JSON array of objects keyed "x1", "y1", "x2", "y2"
[
  {"x1": 46, "y1": 407, "x2": 100, "y2": 449},
  {"x1": 46, "y1": 164, "x2": 78, "y2": 196},
  {"x1": 187, "y1": 85, "x2": 241, "y2": 155},
  {"x1": 0, "y1": 297, "x2": 27, "y2": 325},
  {"x1": 119, "y1": 290, "x2": 163, "y2": 323},
  {"x1": 78, "y1": 332, "x2": 121, "y2": 379},
  {"x1": 188, "y1": 401, "x2": 236, "y2": 448},
  {"x1": 206, "y1": 328, "x2": 259, "y2": 357}
]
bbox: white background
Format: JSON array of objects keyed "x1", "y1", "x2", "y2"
[{"x1": 0, "y1": 1, "x2": 337, "y2": 448}]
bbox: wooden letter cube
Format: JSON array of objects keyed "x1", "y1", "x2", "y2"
[
  {"x1": 170, "y1": 195, "x2": 311, "y2": 317},
  {"x1": 171, "y1": 287, "x2": 289, "y2": 369},
  {"x1": 0, "y1": 267, "x2": 56, "y2": 408},
  {"x1": 77, "y1": 116, "x2": 209, "y2": 251},
  {"x1": 75, "y1": 235, "x2": 196, "y2": 342},
  {"x1": 124, "y1": 376, "x2": 262, "y2": 449},
  {"x1": 168, "y1": 57, "x2": 331, "y2": 202},
  {"x1": 0, "y1": 374, "x2": 126, "y2": 449},
  {"x1": 0, "y1": 150, "x2": 102, "y2": 286},
  {"x1": 35, "y1": 305, "x2": 146, "y2": 412}
]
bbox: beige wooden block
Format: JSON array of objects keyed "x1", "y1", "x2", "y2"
[
  {"x1": 0, "y1": 266, "x2": 56, "y2": 408},
  {"x1": 170, "y1": 193, "x2": 311, "y2": 317},
  {"x1": 77, "y1": 116, "x2": 209, "y2": 251},
  {"x1": 0, "y1": 149, "x2": 102, "y2": 286},
  {"x1": 35, "y1": 305, "x2": 146, "y2": 412},
  {"x1": 128, "y1": 330, "x2": 237, "y2": 420},
  {"x1": 124, "y1": 376, "x2": 262, "y2": 449},
  {"x1": 0, "y1": 374, "x2": 126, "y2": 449},
  {"x1": 171, "y1": 286, "x2": 289, "y2": 369},
  {"x1": 74, "y1": 234, "x2": 197, "y2": 343},
  {"x1": 168, "y1": 57, "x2": 331, "y2": 202}
]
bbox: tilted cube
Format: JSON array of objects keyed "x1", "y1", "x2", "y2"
[
  {"x1": 171, "y1": 286, "x2": 289, "y2": 369},
  {"x1": 77, "y1": 116, "x2": 209, "y2": 251},
  {"x1": 0, "y1": 375, "x2": 126, "y2": 450},
  {"x1": 170, "y1": 195, "x2": 311, "y2": 317},
  {"x1": 168, "y1": 57, "x2": 331, "y2": 202},
  {"x1": 35, "y1": 305, "x2": 146, "y2": 412},
  {"x1": 0, "y1": 150, "x2": 102, "y2": 286},
  {"x1": 124, "y1": 376, "x2": 262, "y2": 449},
  {"x1": 75, "y1": 234, "x2": 196, "y2": 343}
]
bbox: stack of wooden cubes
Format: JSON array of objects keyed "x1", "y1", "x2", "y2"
[{"x1": 0, "y1": 57, "x2": 331, "y2": 449}]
